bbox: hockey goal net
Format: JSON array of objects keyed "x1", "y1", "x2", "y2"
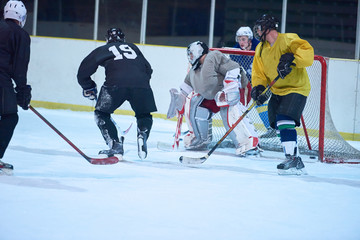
[{"x1": 209, "y1": 48, "x2": 360, "y2": 164}]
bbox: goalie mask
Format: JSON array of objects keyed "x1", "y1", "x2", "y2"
[
  {"x1": 4, "y1": 0, "x2": 27, "y2": 28},
  {"x1": 253, "y1": 14, "x2": 279, "y2": 42},
  {"x1": 187, "y1": 41, "x2": 209, "y2": 70},
  {"x1": 106, "y1": 28, "x2": 125, "y2": 43}
]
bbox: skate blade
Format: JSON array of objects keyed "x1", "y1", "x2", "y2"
[
  {"x1": 137, "y1": 139, "x2": 147, "y2": 160},
  {"x1": 0, "y1": 168, "x2": 14, "y2": 176},
  {"x1": 278, "y1": 167, "x2": 308, "y2": 176},
  {"x1": 138, "y1": 150, "x2": 146, "y2": 160}
]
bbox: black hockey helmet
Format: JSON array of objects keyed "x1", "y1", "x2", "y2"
[
  {"x1": 106, "y1": 28, "x2": 125, "y2": 43},
  {"x1": 253, "y1": 14, "x2": 279, "y2": 42}
]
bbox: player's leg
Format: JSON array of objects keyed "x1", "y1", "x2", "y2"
[
  {"x1": 268, "y1": 93, "x2": 307, "y2": 174},
  {"x1": 0, "y1": 86, "x2": 19, "y2": 172},
  {"x1": 129, "y1": 88, "x2": 157, "y2": 159},
  {"x1": 183, "y1": 92, "x2": 213, "y2": 150},
  {"x1": 0, "y1": 113, "x2": 19, "y2": 171},
  {"x1": 219, "y1": 102, "x2": 259, "y2": 156},
  {"x1": 95, "y1": 85, "x2": 125, "y2": 157}
]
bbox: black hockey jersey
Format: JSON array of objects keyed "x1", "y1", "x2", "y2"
[
  {"x1": 77, "y1": 42, "x2": 153, "y2": 90},
  {"x1": 0, "y1": 19, "x2": 31, "y2": 88}
]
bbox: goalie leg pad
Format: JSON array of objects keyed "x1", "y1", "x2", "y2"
[
  {"x1": 220, "y1": 102, "x2": 259, "y2": 156},
  {"x1": 184, "y1": 92, "x2": 212, "y2": 149}
]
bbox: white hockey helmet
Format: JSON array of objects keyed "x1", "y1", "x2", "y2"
[
  {"x1": 235, "y1": 26, "x2": 253, "y2": 42},
  {"x1": 4, "y1": 0, "x2": 27, "y2": 28},
  {"x1": 187, "y1": 41, "x2": 209, "y2": 67}
]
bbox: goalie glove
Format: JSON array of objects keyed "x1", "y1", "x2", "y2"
[
  {"x1": 215, "y1": 79, "x2": 240, "y2": 107},
  {"x1": 167, "y1": 88, "x2": 186, "y2": 119},
  {"x1": 277, "y1": 53, "x2": 296, "y2": 79}
]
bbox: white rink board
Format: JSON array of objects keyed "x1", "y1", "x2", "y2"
[{"x1": 27, "y1": 36, "x2": 360, "y2": 135}]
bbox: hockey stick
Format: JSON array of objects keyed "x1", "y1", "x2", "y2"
[
  {"x1": 29, "y1": 105, "x2": 119, "y2": 165},
  {"x1": 179, "y1": 75, "x2": 280, "y2": 164},
  {"x1": 172, "y1": 111, "x2": 184, "y2": 149},
  {"x1": 111, "y1": 117, "x2": 133, "y2": 136}
]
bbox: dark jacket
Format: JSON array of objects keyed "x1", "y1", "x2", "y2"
[
  {"x1": 0, "y1": 19, "x2": 31, "y2": 88},
  {"x1": 77, "y1": 41, "x2": 153, "y2": 90}
]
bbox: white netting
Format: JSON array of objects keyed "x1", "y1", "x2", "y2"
[{"x1": 210, "y1": 48, "x2": 360, "y2": 163}]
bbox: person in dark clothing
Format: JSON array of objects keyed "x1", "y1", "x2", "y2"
[
  {"x1": 77, "y1": 28, "x2": 157, "y2": 160},
  {"x1": 0, "y1": 0, "x2": 32, "y2": 174}
]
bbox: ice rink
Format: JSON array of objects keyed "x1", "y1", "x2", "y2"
[{"x1": 1, "y1": 107, "x2": 360, "y2": 240}]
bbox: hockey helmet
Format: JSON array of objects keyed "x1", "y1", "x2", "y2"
[
  {"x1": 187, "y1": 41, "x2": 209, "y2": 69},
  {"x1": 106, "y1": 28, "x2": 125, "y2": 43},
  {"x1": 4, "y1": 0, "x2": 27, "y2": 28},
  {"x1": 235, "y1": 26, "x2": 253, "y2": 42},
  {"x1": 253, "y1": 14, "x2": 279, "y2": 42}
]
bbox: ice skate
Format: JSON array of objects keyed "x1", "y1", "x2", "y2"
[
  {"x1": 235, "y1": 137, "x2": 260, "y2": 157},
  {"x1": 260, "y1": 127, "x2": 277, "y2": 138},
  {"x1": 277, "y1": 155, "x2": 307, "y2": 175},
  {"x1": 183, "y1": 131, "x2": 211, "y2": 150},
  {"x1": 0, "y1": 160, "x2": 14, "y2": 176},
  {"x1": 235, "y1": 145, "x2": 261, "y2": 157},
  {"x1": 137, "y1": 130, "x2": 148, "y2": 160},
  {"x1": 99, "y1": 137, "x2": 124, "y2": 159}
]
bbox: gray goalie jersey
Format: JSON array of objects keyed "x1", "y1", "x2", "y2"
[{"x1": 184, "y1": 50, "x2": 248, "y2": 100}]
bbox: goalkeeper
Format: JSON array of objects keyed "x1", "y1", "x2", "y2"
[
  {"x1": 251, "y1": 14, "x2": 314, "y2": 175},
  {"x1": 167, "y1": 41, "x2": 259, "y2": 157}
]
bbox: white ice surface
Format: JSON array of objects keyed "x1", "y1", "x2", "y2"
[{"x1": 1, "y1": 108, "x2": 360, "y2": 240}]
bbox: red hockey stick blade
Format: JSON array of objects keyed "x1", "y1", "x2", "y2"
[{"x1": 88, "y1": 156, "x2": 119, "y2": 165}]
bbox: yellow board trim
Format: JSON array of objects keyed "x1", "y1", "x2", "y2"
[{"x1": 29, "y1": 100, "x2": 360, "y2": 141}]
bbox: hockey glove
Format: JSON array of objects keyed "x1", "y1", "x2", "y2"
[
  {"x1": 15, "y1": 85, "x2": 32, "y2": 110},
  {"x1": 251, "y1": 85, "x2": 268, "y2": 106},
  {"x1": 277, "y1": 53, "x2": 296, "y2": 79},
  {"x1": 83, "y1": 85, "x2": 97, "y2": 100}
]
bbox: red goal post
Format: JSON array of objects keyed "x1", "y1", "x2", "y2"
[{"x1": 209, "y1": 47, "x2": 360, "y2": 163}]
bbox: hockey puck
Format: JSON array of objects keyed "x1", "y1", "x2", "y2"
[{"x1": 310, "y1": 156, "x2": 316, "y2": 159}]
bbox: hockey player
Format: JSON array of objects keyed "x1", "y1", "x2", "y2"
[
  {"x1": 233, "y1": 26, "x2": 276, "y2": 138},
  {"x1": 168, "y1": 41, "x2": 259, "y2": 157},
  {"x1": 77, "y1": 28, "x2": 157, "y2": 160},
  {"x1": 0, "y1": 0, "x2": 32, "y2": 174},
  {"x1": 251, "y1": 14, "x2": 314, "y2": 174},
  {"x1": 234, "y1": 26, "x2": 259, "y2": 51}
]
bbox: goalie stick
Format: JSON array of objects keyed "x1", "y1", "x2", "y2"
[
  {"x1": 172, "y1": 112, "x2": 184, "y2": 149},
  {"x1": 179, "y1": 75, "x2": 280, "y2": 164},
  {"x1": 29, "y1": 105, "x2": 119, "y2": 165}
]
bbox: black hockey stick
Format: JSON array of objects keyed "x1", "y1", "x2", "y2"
[
  {"x1": 179, "y1": 75, "x2": 280, "y2": 164},
  {"x1": 29, "y1": 105, "x2": 119, "y2": 165}
]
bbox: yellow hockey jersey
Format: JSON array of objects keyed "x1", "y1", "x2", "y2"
[{"x1": 251, "y1": 33, "x2": 314, "y2": 96}]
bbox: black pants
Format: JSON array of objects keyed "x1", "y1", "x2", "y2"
[
  {"x1": 0, "y1": 113, "x2": 19, "y2": 158},
  {"x1": 95, "y1": 85, "x2": 157, "y2": 143},
  {"x1": 0, "y1": 86, "x2": 19, "y2": 158},
  {"x1": 268, "y1": 93, "x2": 307, "y2": 129}
]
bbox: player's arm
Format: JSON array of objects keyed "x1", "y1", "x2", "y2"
[
  {"x1": 77, "y1": 49, "x2": 101, "y2": 100},
  {"x1": 290, "y1": 37, "x2": 314, "y2": 68},
  {"x1": 12, "y1": 31, "x2": 31, "y2": 88}
]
